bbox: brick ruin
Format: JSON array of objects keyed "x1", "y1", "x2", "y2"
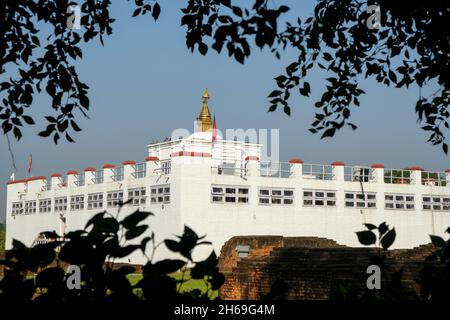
[{"x1": 218, "y1": 236, "x2": 434, "y2": 300}]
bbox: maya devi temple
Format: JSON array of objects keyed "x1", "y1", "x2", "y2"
[{"x1": 5, "y1": 89, "x2": 450, "y2": 264}]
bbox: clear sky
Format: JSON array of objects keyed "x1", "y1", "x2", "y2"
[{"x1": 0, "y1": 1, "x2": 448, "y2": 222}]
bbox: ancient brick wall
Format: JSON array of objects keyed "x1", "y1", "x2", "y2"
[
  {"x1": 219, "y1": 236, "x2": 434, "y2": 300},
  {"x1": 218, "y1": 236, "x2": 344, "y2": 273}
]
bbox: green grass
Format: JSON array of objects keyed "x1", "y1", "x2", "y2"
[
  {"x1": 0, "y1": 224, "x2": 5, "y2": 251},
  {"x1": 127, "y1": 270, "x2": 218, "y2": 299},
  {"x1": 0, "y1": 272, "x2": 219, "y2": 299}
]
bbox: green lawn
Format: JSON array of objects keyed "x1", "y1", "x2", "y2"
[
  {"x1": 0, "y1": 225, "x2": 5, "y2": 251},
  {"x1": 127, "y1": 270, "x2": 218, "y2": 299}
]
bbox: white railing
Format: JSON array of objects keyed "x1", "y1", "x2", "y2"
[
  {"x1": 154, "y1": 160, "x2": 171, "y2": 175},
  {"x1": 384, "y1": 169, "x2": 413, "y2": 184},
  {"x1": 75, "y1": 173, "x2": 85, "y2": 187},
  {"x1": 133, "y1": 163, "x2": 146, "y2": 179},
  {"x1": 259, "y1": 161, "x2": 291, "y2": 178},
  {"x1": 45, "y1": 178, "x2": 52, "y2": 190},
  {"x1": 93, "y1": 171, "x2": 104, "y2": 184},
  {"x1": 344, "y1": 166, "x2": 376, "y2": 183},
  {"x1": 211, "y1": 159, "x2": 247, "y2": 176},
  {"x1": 421, "y1": 171, "x2": 447, "y2": 187},
  {"x1": 302, "y1": 164, "x2": 334, "y2": 180},
  {"x1": 58, "y1": 176, "x2": 68, "y2": 188},
  {"x1": 113, "y1": 166, "x2": 124, "y2": 182}
]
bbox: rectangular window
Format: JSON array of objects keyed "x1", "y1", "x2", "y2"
[
  {"x1": 87, "y1": 193, "x2": 103, "y2": 210},
  {"x1": 70, "y1": 195, "x2": 85, "y2": 211},
  {"x1": 303, "y1": 189, "x2": 336, "y2": 207},
  {"x1": 134, "y1": 163, "x2": 146, "y2": 179},
  {"x1": 211, "y1": 185, "x2": 249, "y2": 204},
  {"x1": 54, "y1": 197, "x2": 68, "y2": 212},
  {"x1": 12, "y1": 202, "x2": 23, "y2": 215},
  {"x1": 39, "y1": 199, "x2": 52, "y2": 213},
  {"x1": 24, "y1": 200, "x2": 37, "y2": 214},
  {"x1": 284, "y1": 190, "x2": 294, "y2": 197},
  {"x1": 225, "y1": 187, "x2": 236, "y2": 194},
  {"x1": 128, "y1": 187, "x2": 147, "y2": 206},
  {"x1": 212, "y1": 186, "x2": 224, "y2": 194},
  {"x1": 272, "y1": 189, "x2": 282, "y2": 196},
  {"x1": 107, "y1": 190, "x2": 124, "y2": 208},
  {"x1": 423, "y1": 195, "x2": 450, "y2": 211},
  {"x1": 344, "y1": 192, "x2": 377, "y2": 209},
  {"x1": 272, "y1": 198, "x2": 282, "y2": 204},
  {"x1": 258, "y1": 187, "x2": 294, "y2": 206},
  {"x1": 385, "y1": 193, "x2": 414, "y2": 210},
  {"x1": 238, "y1": 188, "x2": 249, "y2": 195},
  {"x1": 150, "y1": 185, "x2": 170, "y2": 204}
]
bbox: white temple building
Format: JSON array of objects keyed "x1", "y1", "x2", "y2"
[{"x1": 5, "y1": 89, "x2": 450, "y2": 263}]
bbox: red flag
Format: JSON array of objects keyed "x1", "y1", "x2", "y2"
[
  {"x1": 212, "y1": 114, "x2": 217, "y2": 144},
  {"x1": 28, "y1": 154, "x2": 32, "y2": 176}
]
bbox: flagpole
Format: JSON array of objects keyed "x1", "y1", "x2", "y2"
[{"x1": 28, "y1": 154, "x2": 32, "y2": 178}]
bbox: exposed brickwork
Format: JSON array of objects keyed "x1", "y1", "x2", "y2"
[{"x1": 219, "y1": 236, "x2": 434, "y2": 300}]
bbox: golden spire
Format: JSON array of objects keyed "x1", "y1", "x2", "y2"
[{"x1": 197, "y1": 88, "x2": 213, "y2": 132}]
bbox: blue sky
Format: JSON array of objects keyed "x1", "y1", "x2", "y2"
[{"x1": 0, "y1": 1, "x2": 448, "y2": 222}]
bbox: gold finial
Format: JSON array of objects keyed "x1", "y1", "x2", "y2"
[
  {"x1": 197, "y1": 88, "x2": 213, "y2": 132},
  {"x1": 202, "y1": 88, "x2": 209, "y2": 101}
]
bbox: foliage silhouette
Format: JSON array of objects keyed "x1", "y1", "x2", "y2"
[
  {"x1": 0, "y1": 205, "x2": 225, "y2": 302},
  {"x1": 1, "y1": 1, "x2": 448, "y2": 151},
  {"x1": 355, "y1": 222, "x2": 410, "y2": 300},
  {"x1": 417, "y1": 228, "x2": 450, "y2": 300},
  {"x1": 356, "y1": 222, "x2": 450, "y2": 300}
]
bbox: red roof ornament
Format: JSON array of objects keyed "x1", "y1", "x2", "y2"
[
  {"x1": 145, "y1": 156, "x2": 160, "y2": 161},
  {"x1": 84, "y1": 167, "x2": 96, "y2": 172},
  {"x1": 405, "y1": 166, "x2": 424, "y2": 171},
  {"x1": 371, "y1": 163, "x2": 385, "y2": 169},
  {"x1": 122, "y1": 160, "x2": 136, "y2": 166},
  {"x1": 67, "y1": 170, "x2": 78, "y2": 175},
  {"x1": 331, "y1": 161, "x2": 345, "y2": 166},
  {"x1": 103, "y1": 164, "x2": 115, "y2": 169},
  {"x1": 289, "y1": 158, "x2": 304, "y2": 164},
  {"x1": 51, "y1": 173, "x2": 62, "y2": 178}
]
